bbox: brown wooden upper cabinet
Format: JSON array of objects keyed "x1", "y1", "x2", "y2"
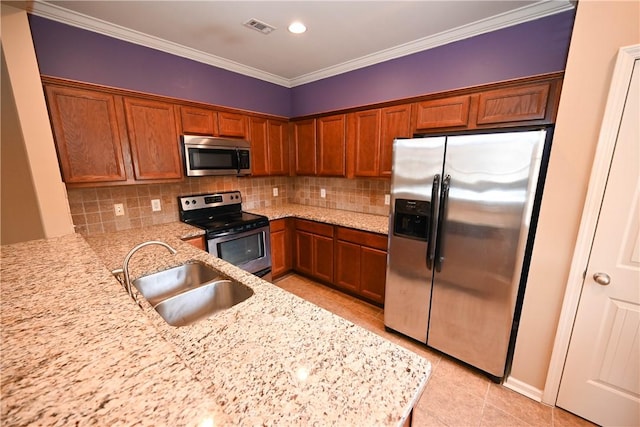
[
  {"x1": 218, "y1": 111, "x2": 247, "y2": 138},
  {"x1": 348, "y1": 109, "x2": 381, "y2": 177},
  {"x1": 380, "y1": 105, "x2": 413, "y2": 176},
  {"x1": 317, "y1": 114, "x2": 347, "y2": 176},
  {"x1": 348, "y1": 104, "x2": 412, "y2": 178},
  {"x1": 179, "y1": 106, "x2": 247, "y2": 138},
  {"x1": 45, "y1": 85, "x2": 128, "y2": 184},
  {"x1": 179, "y1": 106, "x2": 218, "y2": 135},
  {"x1": 123, "y1": 97, "x2": 183, "y2": 180},
  {"x1": 293, "y1": 119, "x2": 317, "y2": 175},
  {"x1": 476, "y1": 82, "x2": 550, "y2": 125},
  {"x1": 249, "y1": 117, "x2": 288, "y2": 176},
  {"x1": 293, "y1": 116, "x2": 346, "y2": 177},
  {"x1": 413, "y1": 79, "x2": 558, "y2": 133},
  {"x1": 414, "y1": 95, "x2": 472, "y2": 130}
]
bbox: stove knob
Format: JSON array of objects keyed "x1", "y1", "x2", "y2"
[
  {"x1": 185, "y1": 200, "x2": 190, "y2": 205},
  {"x1": 192, "y1": 199, "x2": 197, "y2": 204}
]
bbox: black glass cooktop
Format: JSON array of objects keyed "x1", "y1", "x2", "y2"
[{"x1": 188, "y1": 211, "x2": 269, "y2": 234}]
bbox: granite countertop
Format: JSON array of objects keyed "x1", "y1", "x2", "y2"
[
  {"x1": 248, "y1": 204, "x2": 390, "y2": 235},
  {"x1": 1, "y1": 219, "x2": 430, "y2": 425},
  {"x1": 1, "y1": 233, "x2": 225, "y2": 426}
]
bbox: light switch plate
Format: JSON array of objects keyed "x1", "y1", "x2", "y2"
[
  {"x1": 151, "y1": 199, "x2": 161, "y2": 212},
  {"x1": 320, "y1": 188, "x2": 326, "y2": 198},
  {"x1": 384, "y1": 194, "x2": 390, "y2": 205},
  {"x1": 273, "y1": 187, "x2": 278, "y2": 197},
  {"x1": 114, "y1": 203, "x2": 125, "y2": 216}
]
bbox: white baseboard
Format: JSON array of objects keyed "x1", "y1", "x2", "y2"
[{"x1": 503, "y1": 376, "x2": 544, "y2": 402}]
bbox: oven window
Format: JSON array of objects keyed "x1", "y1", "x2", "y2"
[{"x1": 217, "y1": 233, "x2": 265, "y2": 266}]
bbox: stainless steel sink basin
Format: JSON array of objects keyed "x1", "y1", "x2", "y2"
[
  {"x1": 132, "y1": 261, "x2": 222, "y2": 306},
  {"x1": 131, "y1": 260, "x2": 254, "y2": 327},
  {"x1": 154, "y1": 279, "x2": 254, "y2": 327}
]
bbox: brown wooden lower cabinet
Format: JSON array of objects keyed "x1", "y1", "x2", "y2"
[
  {"x1": 271, "y1": 218, "x2": 387, "y2": 305},
  {"x1": 335, "y1": 226, "x2": 387, "y2": 305},
  {"x1": 182, "y1": 235, "x2": 206, "y2": 251},
  {"x1": 270, "y1": 218, "x2": 293, "y2": 279},
  {"x1": 293, "y1": 219, "x2": 334, "y2": 283}
]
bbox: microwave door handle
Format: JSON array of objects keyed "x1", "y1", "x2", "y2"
[
  {"x1": 236, "y1": 148, "x2": 241, "y2": 175},
  {"x1": 435, "y1": 174, "x2": 451, "y2": 273},
  {"x1": 426, "y1": 174, "x2": 440, "y2": 270}
]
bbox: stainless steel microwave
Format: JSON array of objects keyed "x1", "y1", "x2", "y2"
[{"x1": 181, "y1": 135, "x2": 251, "y2": 177}]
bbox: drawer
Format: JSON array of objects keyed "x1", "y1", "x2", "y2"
[
  {"x1": 295, "y1": 219, "x2": 334, "y2": 238},
  {"x1": 336, "y1": 227, "x2": 387, "y2": 250},
  {"x1": 270, "y1": 218, "x2": 287, "y2": 232}
]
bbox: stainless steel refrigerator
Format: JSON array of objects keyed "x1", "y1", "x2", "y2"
[{"x1": 384, "y1": 128, "x2": 552, "y2": 379}]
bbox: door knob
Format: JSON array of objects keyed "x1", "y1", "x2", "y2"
[{"x1": 593, "y1": 272, "x2": 611, "y2": 286}]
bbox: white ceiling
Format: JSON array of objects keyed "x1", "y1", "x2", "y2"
[{"x1": 28, "y1": 1, "x2": 573, "y2": 88}]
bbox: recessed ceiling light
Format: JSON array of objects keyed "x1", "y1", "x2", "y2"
[{"x1": 288, "y1": 21, "x2": 306, "y2": 34}]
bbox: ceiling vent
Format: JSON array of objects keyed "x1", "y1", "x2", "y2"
[{"x1": 243, "y1": 18, "x2": 276, "y2": 35}]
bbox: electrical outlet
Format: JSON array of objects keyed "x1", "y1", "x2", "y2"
[
  {"x1": 384, "y1": 194, "x2": 390, "y2": 206},
  {"x1": 320, "y1": 188, "x2": 326, "y2": 198},
  {"x1": 151, "y1": 199, "x2": 161, "y2": 212},
  {"x1": 273, "y1": 187, "x2": 279, "y2": 197},
  {"x1": 114, "y1": 203, "x2": 125, "y2": 216}
]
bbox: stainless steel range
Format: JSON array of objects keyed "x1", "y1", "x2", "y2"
[{"x1": 178, "y1": 191, "x2": 272, "y2": 281}]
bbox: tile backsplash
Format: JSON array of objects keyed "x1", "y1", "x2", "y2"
[
  {"x1": 291, "y1": 177, "x2": 390, "y2": 216},
  {"x1": 68, "y1": 176, "x2": 390, "y2": 235}
]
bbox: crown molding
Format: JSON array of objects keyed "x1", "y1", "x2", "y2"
[
  {"x1": 289, "y1": 0, "x2": 574, "y2": 86},
  {"x1": 27, "y1": 0, "x2": 291, "y2": 87},
  {"x1": 28, "y1": 0, "x2": 573, "y2": 89}
]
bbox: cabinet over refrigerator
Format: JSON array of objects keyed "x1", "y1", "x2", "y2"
[{"x1": 384, "y1": 128, "x2": 552, "y2": 380}]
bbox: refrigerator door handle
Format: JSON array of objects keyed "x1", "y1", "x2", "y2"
[
  {"x1": 426, "y1": 174, "x2": 440, "y2": 270},
  {"x1": 435, "y1": 175, "x2": 451, "y2": 272}
]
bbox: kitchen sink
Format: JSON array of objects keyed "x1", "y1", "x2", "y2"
[
  {"x1": 131, "y1": 260, "x2": 254, "y2": 326},
  {"x1": 132, "y1": 260, "x2": 223, "y2": 306},
  {"x1": 154, "y1": 279, "x2": 254, "y2": 327}
]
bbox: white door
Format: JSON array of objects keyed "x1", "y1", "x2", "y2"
[{"x1": 556, "y1": 58, "x2": 640, "y2": 425}]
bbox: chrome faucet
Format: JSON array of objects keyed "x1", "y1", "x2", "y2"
[{"x1": 118, "y1": 241, "x2": 177, "y2": 301}]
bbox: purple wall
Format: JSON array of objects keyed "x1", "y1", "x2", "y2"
[
  {"x1": 28, "y1": 10, "x2": 575, "y2": 119},
  {"x1": 28, "y1": 15, "x2": 291, "y2": 117},
  {"x1": 291, "y1": 10, "x2": 575, "y2": 116}
]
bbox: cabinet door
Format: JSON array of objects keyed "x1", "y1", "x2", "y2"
[
  {"x1": 317, "y1": 114, "x2": 346, "y2": 176},
  {"x1": 360, "y1": 246, "x2": 387, "y2": 304},
  {"x1": 249, "y1": 117, "x2": 269, "y2": 176},
  {"x1": 45, "y1": 85, "x2": 127, "y2": 183},
  {"x1": 218, "y1": 111, "x2": 247, "y2": 138},
  {"x1": 476, "y1": 82, "x2": 550, "y2": 125},
  {"x1": 294, "y1": 119, "x2": 317, "y2": 175},
  {"x1": 295, "y1": 230, "x2": 314, "y2": 276},
  {"x1": 351, "y1": 110, "x2": 381, "y2": 177},
  {"x1": 268, "y1": 120, "x2": 289, "y2": 176},
  {"x1": 414, "y1": 95, "x2": 471, "y2": 130},
  {"x1": 380, "y1": 105, "x2": 412, "y2": 176},
  {"x1": 314, "y1": 235, "x2": 335, "y2": 283},
  {"x1": 335, "y1": 240, "x2": 361, "y2": 293},
  {"x1": 123, "y1": 97, "x2": 182, "y2": 180},
  {"x1": 180, "y1": 106, "x2": 217, "y2": 135},
  {"x1": 270, "y1": 219, "x2": 292, "y2": 278}
]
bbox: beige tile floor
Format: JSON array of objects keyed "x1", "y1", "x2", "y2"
[{"x1": 274, "y1": 274, "x2": 597, "y2": 427}]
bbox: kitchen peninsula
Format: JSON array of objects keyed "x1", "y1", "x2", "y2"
[{"x1": 1, "y1": 218, "x2": 430, "y2": 425}]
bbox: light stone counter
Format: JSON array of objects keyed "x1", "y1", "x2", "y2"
[
  {"x1": 1, "y1": 233, "x2": 225, "y2": 426},
  {"x1": 248, "y1": 204, "x2": 390, "y2": 235},
  {"x1": 2, "y1": 221, "x2": 430, "y2": 426}
]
